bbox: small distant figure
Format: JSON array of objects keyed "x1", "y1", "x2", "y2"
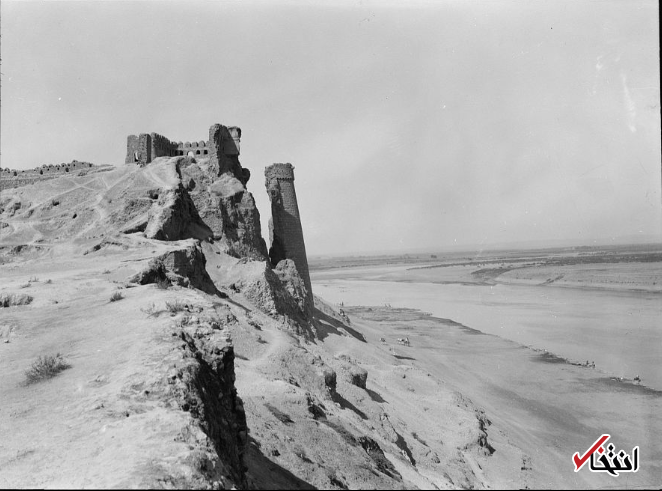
[
  {"x1": 380, "y1": 337, "x2": 386, "y2": 343},
  {"x1": 338, "y1": 308, "x2": 351, "y2": 325},
  {"x1": 634, "y1": 375, "x2": 641, "y2": 383}
]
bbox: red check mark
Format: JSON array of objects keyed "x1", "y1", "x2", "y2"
[{"x1": 573, "y1": 434, "x2": 610, "y2": 472}]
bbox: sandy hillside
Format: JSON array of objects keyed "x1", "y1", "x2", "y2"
[{"x1": 0, "y1": 162, "x2": 542, "y2": 489}]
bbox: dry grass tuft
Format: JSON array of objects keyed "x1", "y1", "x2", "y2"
[
  {"x1": 109, "y1": 291, "x2": 124, "y2": 302},
  {"x1": 25, "y1": 353, "x2": 71, "y2": 385},
  {"x1": 156, "y1": 277, "x2": 171, "y2": 290},
  {"x1": 140, "y1": 302, "x2": 160, "y2": 317},
  {"x1": 165, "y1": 299, "x2": 187, "y2": 313}
]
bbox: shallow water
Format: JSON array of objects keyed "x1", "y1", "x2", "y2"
[{"x1": 313, "y1": 274, "x2": 662, "y2": 390}]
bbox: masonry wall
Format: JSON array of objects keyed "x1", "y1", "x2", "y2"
[
  {"x1": 177, "y1": 141, "x2": 210, "y2": 157},
  {"x1": 209, "y1": 125, "x2": 244, "y2": 180},
  {"x1": 126, "y1": 134, "x2": 151, "y2": 164},
  {"x1": 126, "y1": 132, "x2": 180, "y2": 164},
  {"x1": 151, "y1": 133, "x2": 179, "y2": 159},
  {"x1": 264, "y1": 163, "x2": 313, "y2": 300},
  {"x1": 0, "y1": 161, "x2": 98, "y2": 190},
  {"x1": 127, "y1": 131, "x2": 213, "y2": 164},
  {"x1": 126, "y1": 135, "x2": 140, "y2": 164}
]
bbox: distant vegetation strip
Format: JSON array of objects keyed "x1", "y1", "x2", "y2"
[
  {"x1": 410, "y1": 251, "x2": 662, "y2": 271},
  {"x1": 309, "y1": 244, "x2": 662, "y2": 272}
]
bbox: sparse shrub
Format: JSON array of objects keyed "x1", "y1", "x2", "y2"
[
  {"x1": 110, "y1": 292, "x2": 124, "y2": 302},
  {"x1": 246, "y1": 313, "x2": 262, "y2": 330},
  {"x1": 29, "y1": 276, "x2": 39, "y2": 283},
  {"x1": 102, "y1": 269, "x2": 111, "y2": 274},
  {"x1": 165, "y1": 299, "x2": 187, "y2": 313},
  {"x1": 156, "y1": 277, "x2": 170, "y2": 290},
  {"x1": 0, "y1": 293, "x2": 33, "y2": 307},
  {"x1": 140, "y1": 302, "x2": 160, "y2": 317},
  {"x1": 45, "y1": 279, "x2": 52, "y2": 284},
  {"x1": 173, "y1": 314, "x2": 190, "y2": 326},
  {"x1": 18, "y1": 283, "x2": 31, "y2": 289},
  {"x1": 25, "y1": 353, "x2": 71, "y2": 385}
]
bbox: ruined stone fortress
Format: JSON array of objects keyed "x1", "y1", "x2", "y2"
[
  {"x1": 0, "y1": 123, "x2": 313, "y2": 299},
  {"x1": 125, "y1": 128, "x2": 241, "y2": 165},
  {"x1": 124, "y1": 124, "x2": 312, "y2": 298}
]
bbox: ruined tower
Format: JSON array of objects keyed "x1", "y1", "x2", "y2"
[
  {"x1": 125, "y1": 132, "x2": 178, "y2": 165},
  {"x1": 265, "y1": 163, "x2": 313, "y2": 301}
]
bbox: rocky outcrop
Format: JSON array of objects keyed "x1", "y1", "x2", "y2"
[
  {"x1": 144, "y1": 184, "x2": 211, "y2": 242},
  {"x1": 170, "y1": 331, "x2": 248, "y2": 488},
  {"x1": 210, "y1": 175, "x2": 268, "y2": 260},
  {"x1": 129, "y1": 243, "x2": 219, "y2": 295},
  {"x1": 346, "y1": 366, "x2": 368, "y2": 389},
  {"x1": 179, "y1": 128, "x2": 268, "y2": 261},
  {"x1": 236, "y1": 261, "x2": 312, "y2": 336},
  {"x1": 273, "y1": 259, "x2": 313, "y2": 317}
]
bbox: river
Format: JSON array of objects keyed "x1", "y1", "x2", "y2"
[{"x1": 312, "y1": 269, "x2": 662, "y2": 390}]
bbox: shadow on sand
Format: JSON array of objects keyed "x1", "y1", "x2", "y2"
[
  {"x1": 331, "y1": 391, "x2": 368, "y2": 420},
  {"x1": 244, "y1": 437, "x2": 315, "y2": 490},
  {"x1": 312, "y1": 308, "x2": 366, "y2": 343}
]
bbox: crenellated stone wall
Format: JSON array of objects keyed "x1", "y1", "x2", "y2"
[
  {"x1": 126, "y1": 133, "x2": 180, "y2": 164},
  {"x1": 126, "y1": 132, "x2": 212, "y2": 165},
  {"x1": 177, "y1": 141, "x2": 210, "y2": 157},
  {"x1": 0, "y1": 161, "x2": 98, "y2": 190},
  {"x1": 150, "y1": 132, "x2": 179, "y2": 160},
  {"x1": 264, "y1": 163, "x2": 313, "y2": 303}
]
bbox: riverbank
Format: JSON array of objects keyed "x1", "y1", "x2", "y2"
[{"x1": 339, "y1": 304, "x2": 661, "y2": 488}]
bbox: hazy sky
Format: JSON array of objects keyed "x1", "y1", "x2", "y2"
[{"x1": 2, "y1": 0, "x2": 660, "y2": 255}]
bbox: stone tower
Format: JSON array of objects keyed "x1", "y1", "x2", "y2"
[{"x1": 265, "y1": 163, "x2": 313, "y2": 300}]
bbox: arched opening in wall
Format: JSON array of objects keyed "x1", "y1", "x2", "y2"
[
  {"x1": 13, "y1": 172, "x2": 17, "y2": 176},
  {"x1": 204, "y1": 150, "x2": 208, "y2": 155},
  {"x1": 187, "y1": 151, "x2": 194, "y2": 157},
  {"x1": 179, "y1": 150, "x2": 184, "y2": 156},
  {"x1": 134, "y1": 152, "x2": 139, "y2": 162},
  {"x1": 65, "y1": 168, "x2": 69, "y2": 172},
  {"x1": 196, "y1": 150, "x2": 200, "y2": 155},
  {"x1": 40, "y1": 170, "x2": 43, "y2": 175}
]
